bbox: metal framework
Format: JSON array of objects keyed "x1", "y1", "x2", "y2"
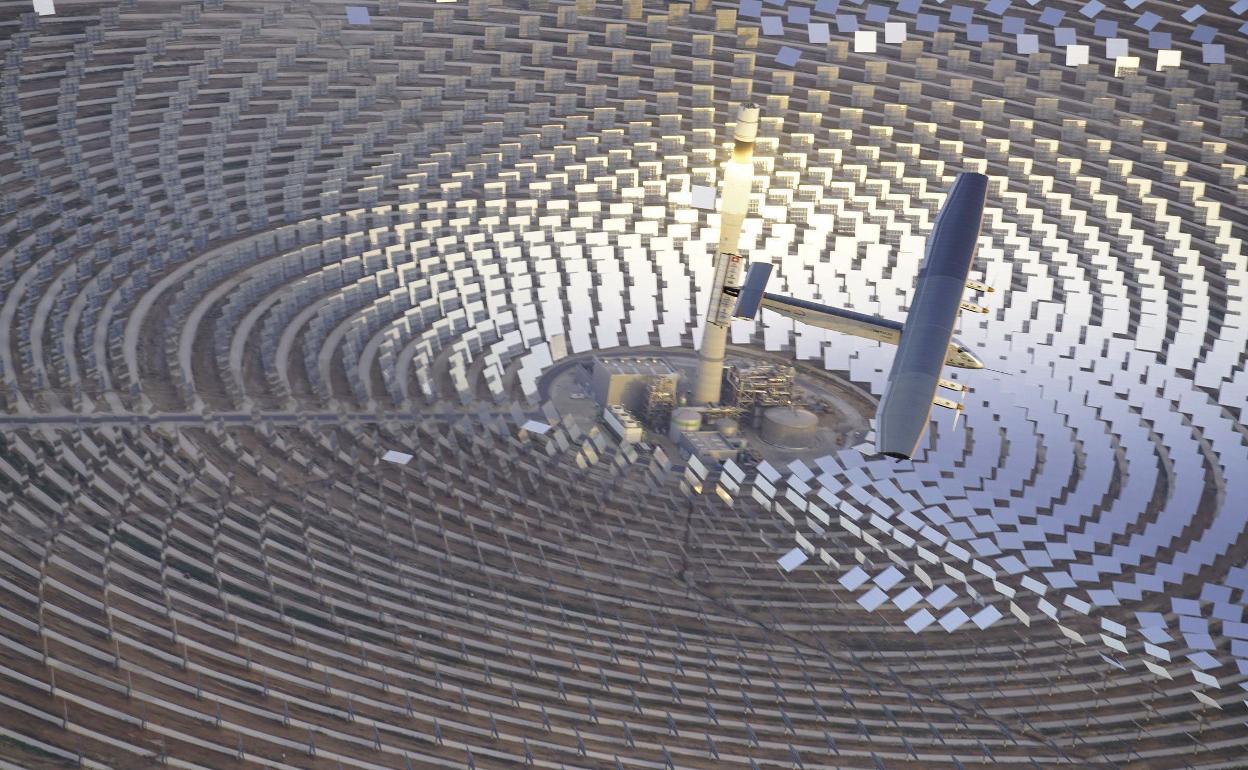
[
  {"x1": 725, "y1": 363, "x2": 797, "y2": 411},
  {"x1": 641, "y1": 376, "x2": 676, "y2": 431}
]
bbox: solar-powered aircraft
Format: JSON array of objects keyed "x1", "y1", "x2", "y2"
[{"x1": 727, "y1": 172, "x2": 991, "y2": 460}]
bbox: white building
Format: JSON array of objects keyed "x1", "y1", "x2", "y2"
[
  {"x1": 591, "y1": 356, "x2": 678, "y2": 414},
  {"x1": 602, "y1": 404, "x2": 644, "y2": 443}
]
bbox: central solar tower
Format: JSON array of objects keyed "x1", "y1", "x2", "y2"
[{"x1": 693, "y1": 103, "x2": 759, "y2": 405}]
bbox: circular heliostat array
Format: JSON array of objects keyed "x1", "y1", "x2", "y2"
[{"x1": 1, "y1": 1, "x2": 1246, "y2": 768}]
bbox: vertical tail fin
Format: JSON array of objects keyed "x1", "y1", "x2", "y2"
[{"x1": 733, "y1": 262, "x2": 773, "y2": 319}]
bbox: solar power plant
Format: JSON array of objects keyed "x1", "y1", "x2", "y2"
[{"x1": 1, "y1": 0, "x2": 1246, "y2": 768}]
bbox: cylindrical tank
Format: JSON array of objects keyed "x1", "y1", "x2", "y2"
[
  {"x1": 715, "y1": 418, "x2": 739, "y2": 438},
  {"x1": 761, "y1": 407, "x2": 818, "y2": 448},
  {"x1": 669, "y1": 407, "x2": 703, "y2": 442}
]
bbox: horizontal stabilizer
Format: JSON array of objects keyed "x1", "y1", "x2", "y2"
[{"x1": 733, "y1": 262, "x2": 773, "y2": 319}]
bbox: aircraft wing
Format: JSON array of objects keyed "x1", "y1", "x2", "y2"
[{"x1": 874, "y1": 171, "x2": 989, "y2": 460}]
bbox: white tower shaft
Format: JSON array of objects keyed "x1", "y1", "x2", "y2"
[{"x1": 694, "y1": 104, "x2": 759, "y2": 405}]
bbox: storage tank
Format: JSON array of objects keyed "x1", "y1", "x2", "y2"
[
  {"x1": 715, "y1": 418, "x2": 739, "y2": 438},
  {"x1": 669, "y1": 407, "x2": 703, "y2": 442},
  {"x1": 760, "y1": 407, "x2": 818, "y2": 448}
]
